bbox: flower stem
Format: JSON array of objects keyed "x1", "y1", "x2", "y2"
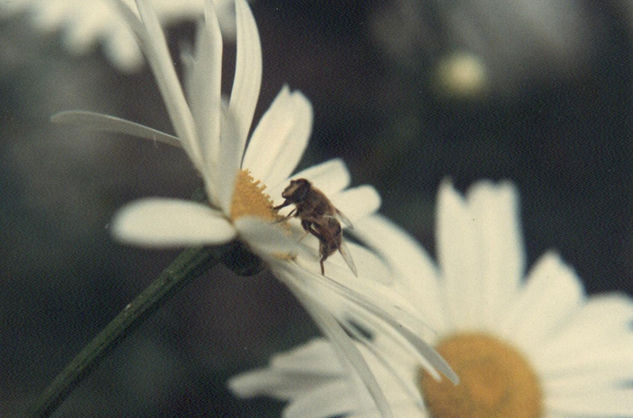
[{"x1": 29, "y1": 245, "x2": 226, "y2": 417}]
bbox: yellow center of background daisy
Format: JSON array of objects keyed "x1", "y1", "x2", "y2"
[
  {"x1": 230, "y1": 170, "x2": 279, "y2": 221},
  {"x1": 420, "y1": 333, "x2": 542, "y2": 418}
]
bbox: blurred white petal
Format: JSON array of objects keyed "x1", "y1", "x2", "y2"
[
  {"x1": 500, "y1": 252, "x2": 584, "y2": 350},
  {"x1": 537, "y1": 294, "x2": 633, "y2": 367},
  {"x1": 467, "y1": 181, "x2": 523, "y2": 327},
  {"x1": 437, "y1": 179, "x2": 484, "y2": 329},
  {"x1": 284, "y1": 381, "x2": 358, "y2": 418},
  {"x1": 0, "y1": 0, "x2": 243, "y2": 72},
  {"x1": 546, "y1": 388, "x2": 633, "y2": 416},
  {"x1": 229, "y1": 368, "x2": 335, "y2": 401}
]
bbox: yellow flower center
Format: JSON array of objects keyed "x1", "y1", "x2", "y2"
[
  {"x1": 420, "y1": 333, "x2": 542, "y2": 418},
  {"x1": 230, "y1": 169, "x2": 278, "y2": 221}
]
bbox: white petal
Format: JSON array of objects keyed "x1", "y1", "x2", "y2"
[
  {"x1": 348, "y1": 402, "x2": 427, "y2": 418},
  {"x1": 365, "y1": 311, "x2": 458, "y2": 385},
  {"x1": 352, "y1": 215, "x2": 447, "y2": 331},
  {"x1": 437, "y1": 179, "x2": 484, "y2": 329},
  {"x1": 228, "y1": 0, "x2": 262, "y2": 157},
  {"x1": 270, "y1": 158, "x2": 351, "y2": 200},
  {"x1": 234, "y1": 217, "x2": 309, "y2": 257},
  {"x1": 116, "y1": 0, "x2": 203, "y2": 169},
  {"x1": 213, "y1": 0, "x2": 238, "y2": 38},
  {"x1": 243, "y1": 87, "x2": 313, "y2": 188},
  {"x1": 331, "y1": 185, "x2": 381, "y2": 223},
  {"x1": 547, "y1": 388, "x2": 633, "y2": 416},
  {"x1": 112, "y1": 198, "x2": 236, "y2": 246},
  {"x1": 545, "y1": 360, "x2": 633, "y2": 396},
  {"x1": 103, "y1": 24, "x2": 144, "y2": 73},
  {"x1": 467, "y1": 181, "x2": 524, "y2": 328},
  {"x1": 499, "y1": 252, "x2": 584, "y2": 350},
  {"x1": 30, "y1": 1, "x2": 68, "y2": 30},
  {"x1": 286, "y1": 259, "x2": 458, "y2": 386},
  {"x1": 61, "y1": 5, "x2": 103, "y2": 52},
  {"x1": 185, "y1": 0, "x2": 223, "y2": 174},
  {"x1": 228, "y1": 368, "x2": 288, "y2": 399},
  {"x1": 229, "y1": 368, "x2": 336, "y2": 400},
  {"x1": 215, "y1": 109, "x2": 242, "y2": 214},
  {"x1": 51, "y1": 111, "x2": 180, "y2": 147},
  {"x1": 293, "y1": 239, "x2": 390, "y2": 284},
  {"x1": 282, "y1": 281, "x2": 394, "y2": 418},
  {"x1": 539, "y1": 335, "x2": 633, "y2": 380},
  {"x1": 438, "y1": 180, "x2": 525, "y2": 330},
  {"x1": 284, "y1": 381, "x2": 358, "y2": 418},
  {"x1": 355, "y1": 339, "x2": 422, "y2": 403},
  {"x1": 270, "y1": 338, "x2": 345, "y2": 376},
  {"x1": 537, "y1": 294, "x2": 633, "y2": 368}
]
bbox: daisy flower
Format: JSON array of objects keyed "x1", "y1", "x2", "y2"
[
  {"x1": 52, "y1": 1, "x2": 457, "y2": 415},
  {"x1": 0, "y1": 0, "x2": 238, "y2": 72},
  {"x1": 230, "y1": 180, "x2": 633, "y2": 417}
]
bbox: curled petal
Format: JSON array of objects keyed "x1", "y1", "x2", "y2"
[{"x1": 51, "y1": 111, "x2": 180, "y2": 147}]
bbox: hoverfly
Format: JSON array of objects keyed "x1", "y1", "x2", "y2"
[{"x1": 274, "y1": 178, "x2": 357, "y2": 276}]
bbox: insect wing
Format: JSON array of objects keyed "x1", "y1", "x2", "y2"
[
  {"x1": 335, "y1": 208, "x2": 354, "y2": 229},
  {"x1": 338, "y1": 240, "x2": 358, "y2": 277}
]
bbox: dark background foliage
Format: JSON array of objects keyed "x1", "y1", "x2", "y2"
[{"x1": 1, "y1": 0, "x2": 632, "y2": 416}]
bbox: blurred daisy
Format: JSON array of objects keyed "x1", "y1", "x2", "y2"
[
  {"x1": 0, "y1": 0, "x2": 239, "y2": 72},
  {"x1": 53, "y1": 1, "x2": 457, "y2": 415},
  {"x1": 230, "y1": 180, "x2": 633, "y2": 417}
]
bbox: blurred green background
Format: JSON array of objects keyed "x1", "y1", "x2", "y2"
[{"x1": 1, "y1": 0, "x2": 632, "y2": 416}]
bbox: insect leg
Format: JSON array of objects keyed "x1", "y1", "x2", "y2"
[
  {"x1": 273, "y1": 199, "x2": 292, "y2": 211},
  {"x1": 272, "y1": 208, "x2": 297, "y2": 224}
]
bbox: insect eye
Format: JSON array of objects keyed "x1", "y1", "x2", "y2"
[{"x1": 295, "y1": 182, "x2": 310, "y2": 200}]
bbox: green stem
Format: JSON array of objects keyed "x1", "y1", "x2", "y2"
[{"x1": 29, "y1": 245, "x2": 224, "y2": 417}]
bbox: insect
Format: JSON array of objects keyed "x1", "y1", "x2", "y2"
[{"x1": 274, "y1": 178, "x2": 357, "y2": 276}]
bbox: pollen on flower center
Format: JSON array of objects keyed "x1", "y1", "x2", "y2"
[
  {"x1": 419, "y1": 333, "x2": 542, "y2": 418},
  {"x1": 230, "y1": 169, "x2": 279, "y2": 222}
]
